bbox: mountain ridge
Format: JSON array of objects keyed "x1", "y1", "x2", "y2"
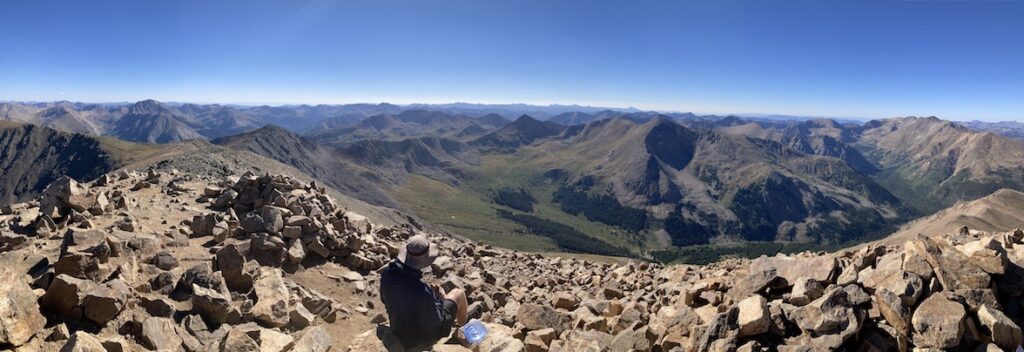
[
  {"x1": 212, "y1": 125, "x2": 401, "y2": 208},
  {"x1": 6, "y1": 100, "x2": 1024, "y2": 263},
  {"x1": 536, "y1": 116, "x2": 908, "y2": 244}
]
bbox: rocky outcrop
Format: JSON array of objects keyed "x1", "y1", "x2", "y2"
[
  {"x1": 0, "y1": 269, "x2": 47, "y2": 347},
  {"x1": 0, "y1": 170, "x2": 393, "y2": 351}
]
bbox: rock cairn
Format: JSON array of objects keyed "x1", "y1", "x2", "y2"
[{"x1": 2, "y1": 169, "x2": 1024, "y2": 351}]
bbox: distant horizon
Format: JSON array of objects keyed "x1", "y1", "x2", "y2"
[
  {"x1": 2, "y1": 92, "x2": 1018, "y2": 125},
  {"x1": 3, "y1": 97, "x2": 1006, "y2": 123},
  {"x1": 2, "y1": 1, "x2": 1022, "y2": 122}
]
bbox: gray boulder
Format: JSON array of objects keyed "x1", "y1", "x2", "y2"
[{"x1": 911, "y1": 293, "x2": 966, "y2": 349}]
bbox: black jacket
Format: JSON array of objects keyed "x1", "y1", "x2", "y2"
[{"x1": 380, "y1": 260, "x2": 454, "y2": 348}]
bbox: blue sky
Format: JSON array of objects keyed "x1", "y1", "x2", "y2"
[{"x1": 1, "y1": 0, "x2": 1022, "y2": 121}]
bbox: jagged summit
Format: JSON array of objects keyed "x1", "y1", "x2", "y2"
[
  {"x1": 474, "y1": 113, "x2": 511, "y2": 128},
  {"x1": 127, "y1": 99, "x2": 173, "y2": 115},
  {"x1": 231, "y1": 124, "x2": 294, "y2": 138},
  {"x1": 114, "y1": 101, "x2": 204, "y2": 143},
  {"x1": 511, "y1": 114, "x2": 542, "y2": 125},
  {"x1": 39, "y1": 104, "x2": 76, "y2": 118},
  {"x1": 471, "y1": 114, "x2": 565, "y2": 151}
]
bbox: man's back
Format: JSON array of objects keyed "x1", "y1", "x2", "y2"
[{"x1": 380, "y1": 260, "x2": 454, "y2": 348}]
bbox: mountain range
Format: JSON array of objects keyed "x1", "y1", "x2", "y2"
[
  {"x1": 0, "y1": 100, "x2": 642, "y2": 143},
  {"x1": 532, "y1": 116, "x2": 909, "y2": 245},
  {"x1": 3, "y1": 99, "x2": 1024, "y2": 262},
  {"x1": 307, "y1": 109, "x2": 510, "y2": 146}
]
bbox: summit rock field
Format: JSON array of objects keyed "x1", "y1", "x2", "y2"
[{"x1": 1, "y1": 167, "x2": 1023, "y2": 351}]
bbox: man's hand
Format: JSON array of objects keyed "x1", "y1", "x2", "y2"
[{"x1": 432, "y1": 284, "x2": 446, "y2": 298}]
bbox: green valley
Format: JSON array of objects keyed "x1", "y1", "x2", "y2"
[{"x1": 392, "y1": 153, "x2": 654, "y2": 256}]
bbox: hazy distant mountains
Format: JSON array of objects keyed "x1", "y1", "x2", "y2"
[
  {"x1": 0, "y1": 100, "x2": 412, "y2": 143},
  {"x1": 0, "y1": 100, "x2": 645, "y2": 143},
  {"x1": 4, "y1": 98, "x2": 1024, "y2": 258},
  {"x1": 960, "y1": 120, "x2": 1024, "y2": 140},
  {"x1": 308, "y1": 109, "x2": 511, "y2": 146}
]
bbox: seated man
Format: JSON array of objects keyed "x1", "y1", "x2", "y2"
[{"x1": 380, "y1": 234, "x2": 468, "y2": 348}]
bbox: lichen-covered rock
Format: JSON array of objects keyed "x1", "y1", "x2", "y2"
[
  {"x1": 517, "y1": 303, "x2": 574, "y2": 334},
  {"x1": 140, "y1": 317, "x2": 184, "y2": 351},
  {"x1": 789, "y1": 277, "x2": 824, "y2": 306},
  {"x1": 192, "y1": 284, "x2": 236, "y2": 325},
  {"x1": 912, "y1": 293, "x2": 966, "y2": 349},
  {"x1": 786, "y1": 287, "x2": 860, "y2": 349},
  {"x1": 737, "y1": 295, "x2": 770, "y2": 337},
  {"x1": 0, "y1": 270, "x2": 47, "y2": 347},
  {"x1": 291, "y1": 326, "x2": 331, "y2": 352},
  {"x1": 977, "y1": 304, "x2": 1022, "y2": 350},
  {"x1": 913, "y1": 236, "x2": 991, "y2": 291},
  {"x1": 875, "y1": 288, "x2": 911, "y2": 336},
  {"x1": 251, "y1": 267, "x2": 292, "y2": 328}
]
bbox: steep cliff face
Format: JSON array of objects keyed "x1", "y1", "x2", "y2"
[{"x1": 0, "y1": 122, "x2": 117, "y2": 204}]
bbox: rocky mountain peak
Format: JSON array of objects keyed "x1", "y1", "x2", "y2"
[
  {"x1": 395, "y1": 109, "x2": 451, "y2": 124},
  {"x1": 247, "y1": 123, "x2": 292, "y2": 136},
  {"x1": 641, "y1": 113, "x2": 677, "y2": 127},
  {"x1": 128, "y1": 99, "x2": 172, "y2": 115},
  {"x1": 474, "y1": 113, "x2": 510, "y2": 127},
  {"x1": 470, "y1": 114, "x2": 565, "y2": 151},
  {"x1": 716, "y1": 115, "x2": 745, "y2": 125},
  {"x1": 511, "y1": 114, "x2": 541, "y2": 125},
  {"x1": 40, "y1": 104, "x2": 76, "y2": 118}
]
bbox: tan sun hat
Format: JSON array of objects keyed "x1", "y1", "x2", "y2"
[{"x1": 398, "y1": 234, "x2": 439, "y2": 270}]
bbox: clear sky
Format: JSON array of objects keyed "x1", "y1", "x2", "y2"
[{"x1": 1, "y1": 0, "x2": 1022, "y2": 121}]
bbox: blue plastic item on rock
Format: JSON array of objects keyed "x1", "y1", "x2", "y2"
[{"x1": 461, "y1": 319, "x2": 488, "y2": 345}]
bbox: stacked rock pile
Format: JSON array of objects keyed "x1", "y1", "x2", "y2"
[{"x1": 0, "y1": 170, "x2": 407, "y2": 351}]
